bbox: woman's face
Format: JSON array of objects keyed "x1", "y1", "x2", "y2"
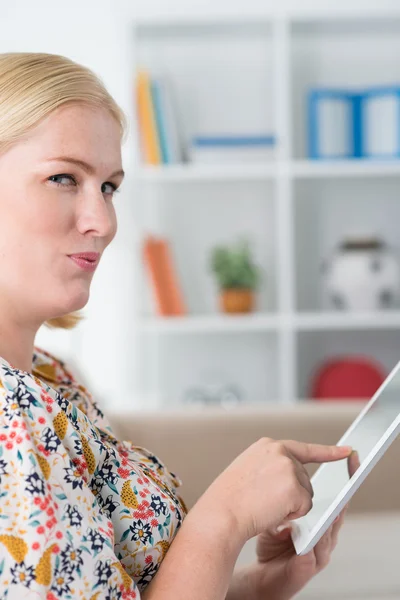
[{"x1": 0, "y1": 103, "x2": 124, "y2": 325}]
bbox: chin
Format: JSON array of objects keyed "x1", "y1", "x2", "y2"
[
  {"x1": 73, "y1": 291, "x2": 90, "y2": 311},
  {"x1": 59, "y1": 289, "x2": 90, "y2": 314}
]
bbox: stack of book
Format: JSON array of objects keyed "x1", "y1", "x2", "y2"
[
  {"x1": 135, "y1": 69, "x2": 185, "y2": 166},
  {"x1": 142, "y1": 235, "x2": 187, "y2": 316}
]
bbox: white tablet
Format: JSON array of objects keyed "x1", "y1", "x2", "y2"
[{"x1": 291, "y1": 357, "x2": 400, "y2": 556}]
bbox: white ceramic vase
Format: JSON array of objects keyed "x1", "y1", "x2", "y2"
[{"x1": 322, "y1": 237, "x2": 400, "y2": 311}]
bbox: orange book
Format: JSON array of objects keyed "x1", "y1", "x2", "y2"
[
  {"x1": 143, "y1": 236, "x2": 186, "y2": 316},
  {"x1": 157, "y1": 239, "x2": 186, "y2": 316},
  {"x1": 135, "y1": 69, "x2": 161, "y2": 165},
  {"x1": 143, "y1": 237, "x2": 169, "y2": 314}
]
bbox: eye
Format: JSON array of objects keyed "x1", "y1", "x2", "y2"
[
  {"x1": 48, "y1": 174, "x2": 76, "y2": 187},
  {"x1": 102, "y1": 181, "x2": 121, "y2": 197},
  {"x1": 48, "y1": 174, "x2": 121, "y2": 197}
]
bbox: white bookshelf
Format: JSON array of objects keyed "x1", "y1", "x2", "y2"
[{"x1": 129, "y1": 5, "x2": 400, "y2": 408}]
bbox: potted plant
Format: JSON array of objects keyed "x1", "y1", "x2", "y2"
[{"x1": 210, "y1": 237, "x2": 262, "y2": 313}]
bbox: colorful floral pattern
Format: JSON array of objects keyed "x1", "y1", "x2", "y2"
[{"x1": 0, "y1": 346, "x2": 187, "y2": 599}]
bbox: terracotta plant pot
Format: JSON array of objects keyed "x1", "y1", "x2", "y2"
[{"x1": 220, "y1": 288, "x2": 255, "y2": 313}]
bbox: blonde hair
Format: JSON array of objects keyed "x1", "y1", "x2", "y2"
[{"x1": 0, "y1": 52, "x2": 128, "y2": 330}]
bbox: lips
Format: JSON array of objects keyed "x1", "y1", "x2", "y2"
[{"x1": 68, "y1": 252, "x2": 100, "y2": 263}]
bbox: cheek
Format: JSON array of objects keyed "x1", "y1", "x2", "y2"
[
  {"x1": 0, "y1": 208, "x2": 63, "y2": 276},
  {"x1": 21, "y1": 214, "x2": 61, "y2": 257},
  {"x1": 0, "y1": 201, "x2": 39, "y2": 262},
  {"x1": 0, "y1": 187, "x2": 74, "y2": 289},
  {"x1": 107, "y1": 205, "x2": 118, "y2": 242}
]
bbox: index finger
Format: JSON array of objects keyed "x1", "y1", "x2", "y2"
[{"x1": 282, "y1": 440, "x2": 353, "y2": 465}]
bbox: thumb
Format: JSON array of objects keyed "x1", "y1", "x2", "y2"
[
  {"x1": 275, "y1": 522, "x2": 292, "y2": 539},
  {"x1": 283, "y1": 440, "x2": 352, "y2": 465}
]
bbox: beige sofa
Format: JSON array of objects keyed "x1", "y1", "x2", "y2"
[{"x1": 108, "y1": 403, "x2": 400, "y2": 599}]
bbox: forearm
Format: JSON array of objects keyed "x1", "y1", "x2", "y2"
[
  {"x1": 225, "y1": 563, "x2": 262, "y2": 600},
  {"x1": 142, "y1": 505, "x2": 244, "y2": 600}
]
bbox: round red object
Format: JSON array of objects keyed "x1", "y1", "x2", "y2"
[{"x1": 311, "y1": 356, "x2": 386, "y2": 401}]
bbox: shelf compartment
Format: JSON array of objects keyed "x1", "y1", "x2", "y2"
[
  {"x1": 139, "y1": 180, "x2": 277, "y2": 316},
  {"x1": 296, "y1": 329, "x2": 400, "y2": 400},
  {"x1": 137, "y1": 331, "x2": 280, "y2": 408},
  {"x1": 293, "y1": 177, "x2": 400, "y2": 312},
  {"x1": 134, "y1": 21, "x2": 276, "y2": 165},
  {"x1": 291, "y1": 17, "x2": 400, "y2": 159}
]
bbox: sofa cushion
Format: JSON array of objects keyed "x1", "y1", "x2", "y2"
[{"x1": 108, "y1": 403, "x2": 400, "y2": 513}]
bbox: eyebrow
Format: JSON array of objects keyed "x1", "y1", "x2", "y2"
[{"x1": 46, "y1": 156, "x2": 125, "y2": 180}]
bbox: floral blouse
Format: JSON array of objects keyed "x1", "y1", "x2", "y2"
[{"x1": 0, "y1": 346, "x2": 187, "y2": 599}]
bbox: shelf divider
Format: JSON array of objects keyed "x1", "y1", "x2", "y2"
[{"x1": 273, "y1": 17, "x2": 297, "y2": 403}]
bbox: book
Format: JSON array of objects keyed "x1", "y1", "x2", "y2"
[
  {"x1": 189, "y1": 134, "x2": 276, "y2": 164},
  {"x1": 191, "y1": 135, "x2": 276, "y2": 146},
  {"x1": 136, "y1": 69, "x2": 161, "y2": 165},
  {"x1": 142, "y1": 236, "x2": 186, "y2": 316},
  {"x1": 151, "y1": 78, "x2": 169, "y2": 164},
  {"x1": 152, "y1": 74, "x2": 185, "y2": 164}
]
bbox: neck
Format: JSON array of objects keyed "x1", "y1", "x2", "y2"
[{"x1": 0, "y1": 314, "x2": 40, "y2": 374}]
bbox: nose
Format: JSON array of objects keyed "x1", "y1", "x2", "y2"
[{"x1": 75, "y1": 190, "x2": 116, "y2": 240}]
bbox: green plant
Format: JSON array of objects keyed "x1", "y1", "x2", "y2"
[{"x1": 209, "y1": 237, "x2": 262, "y2": 290}]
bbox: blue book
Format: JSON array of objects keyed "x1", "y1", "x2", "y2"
[
  {"x1": 361, "y1": 85, "x2": 400, "y2": 159},
  {"x1": 192, "y1": 134, "x2": 276, "y2": 147},
  {"x1": 307, "y1": 88, "x2": 360, "y2": 160},
  {"x1": 151, "y1": 76, "x2": 184, "y2": 164},
  {"x1": 151, "y1": 79, "x2": 169, "y2": 164}
]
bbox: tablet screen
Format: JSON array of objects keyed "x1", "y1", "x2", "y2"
[{"x1": 304, "y1": 367, "x2": 400, "y2": 531}]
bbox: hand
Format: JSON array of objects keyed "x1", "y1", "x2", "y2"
[
  {"x1": 252, "y1": 451, "x2": 361, "y2": 600},
  {"x1": 198, "y1": 437, "x2": 353, "y2": 547}
]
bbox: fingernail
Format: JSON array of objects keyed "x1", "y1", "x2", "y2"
[{"x1": 276, "y1": 523, "x2": 291, "y2": 534}]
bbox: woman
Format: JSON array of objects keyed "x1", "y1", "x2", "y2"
[{"x1": 0, "y1": 52, "x2": 355, "y2": 600}]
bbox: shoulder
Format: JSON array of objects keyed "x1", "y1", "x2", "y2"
[
  {"x1": 32, "y1": 346, "x2": 114, "y2": 434},
  {"x1": 32, "y1": 346, "x2": 81, "y2": 385}
]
